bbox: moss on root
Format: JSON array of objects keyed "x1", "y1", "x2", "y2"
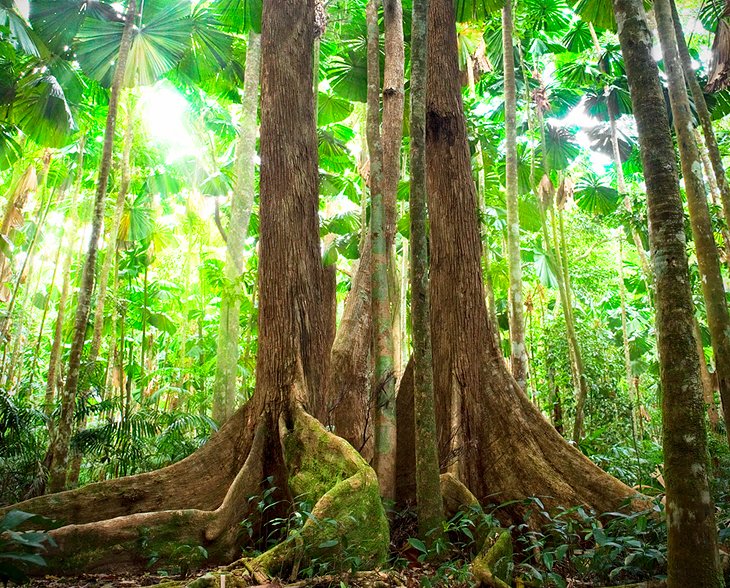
[
  {"x1": 253, "y1": 410, "x2": 389, "y2": 580},
  {"x1": 471, "y1": 529, "x2": 513, "y2": 588}
]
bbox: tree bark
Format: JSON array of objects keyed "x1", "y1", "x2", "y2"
[
  {"x1": 212, "y1": 30, "x2": 261, "y2": 423},
  {"x1": 672, "y1": 0, "x2": 730, "y2": 256},
  {"x1": 693, "y1": 315, "x2": 722, "y2": 433},
  {"x1": 409, "y1": 0, "x2": 443, "y2": 540},
  {"x1": 502, "y1": 0, "x2": 528, "y2": 390},
  {"x1": 367, "y1": 0, "x2": 397, "y2": 500},
  {"x1": 655, "y1": 0, "x2": 730, "y2": 450},
  {"x1": 47, "y1": 0, "x2": 137, "y2": 493},
  {"x1": 5, "y1": 1, "x2": 388, "y2": 578},
  {"x1": 325, "y1": 240, "x2": 374, "y2": 459},
  {"x1": 421, "y1": 0, "x2": 638, "y2": 513},
  {"x1": 382, "y1": 0, "x2": 405, "y2": 378},
  {"x1": 616, "y1": 0, "x2": 722, "y2": 583}
]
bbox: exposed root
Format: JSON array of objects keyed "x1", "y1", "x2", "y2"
[
  {"x1": 249, "y1": 410, "x2": 389, "y2": 579},
  {"x1": 471, "y1": 529, "x2": 512, "y2": 588},
  {"x1": 24, "y1": 406, "x2": 388, "y2": 581},
  {"x1": 439, "y1": 472, "x2": 479, "y2": 517},
  {"x1": 4, "y1": 402, "x2": 256, "y2": 526}
]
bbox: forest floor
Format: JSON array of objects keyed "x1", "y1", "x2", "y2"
[{"x1": 26, "y1": 568, "x2": 440, "y2": 588}]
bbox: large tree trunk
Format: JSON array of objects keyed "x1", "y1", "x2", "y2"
[
  {"x1": 616, "y1": 0, "x2": 722, "y2": 583},
  {"x1": 46, "y1": 1, "x2": 137, "y2": 493},
  {"x1": 417, "y1": 0, "x2": 638, "y2": 514},
  {"x1": 502, "y1": 0, "x2": 528, "y2": 390},
  {"x1": 212, "y1": 30, "x2": 261, "y2": 423},
  {"x1": 409, "y1": 0, "x2": 443, "y2": 540},
  {"x1": 367, "y1": 0, "x2": 397, "y2": 500},
  {"x1": 655, "y1": 0, "x2": 730, "y2": 450},
  {"x1": 6, "y1": 1, "x2": 388, "y2": 579}
]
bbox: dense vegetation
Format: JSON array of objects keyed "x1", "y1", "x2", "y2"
[{"x1": 0, "y1": 0, "x2": 729, "y2": 585}]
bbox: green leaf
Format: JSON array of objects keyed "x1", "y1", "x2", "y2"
[
  {"x1": 532, "y1": 246, "x2": 559, "y2": 289},
  {"x1": 454, "y1": 0, "x2": 504, "y2": 22},
  {"x1": 30, "y1": 0, "x2": 122, "y2": 55},
  {"x1": 177, "y1": 3, "x2": 233, "y2": 83},
  {"x1": 522, "y1": 0, "x2": 571, "y2": 33},
  {"x1": 76, "y1": 0, "x2": 193, "y2": 87},
  {"x1": 318, "y1": 538, "x2": 339, "y2": 549},
  {"x1": 0, "y1": 510, "x2": 38, "y2": 531},
  {"x1": 13, "y1": 72, "x2": 77, "y2": 147},
  {"x1": 563, "y1": 19, "x2": 594, "y2": 53},
  {"x1": 574, "y1": 172, "x2": 620, "y2": 215},
  {"x1": 542, "y1": 123, "x2": 579, "y2": 171},
  {"x1": 211, "y1": 0, "x2": 262, "y2": 34},
  {"x1": 322, "y1": 243, "x2": 338, "y2": 267},
  {"x1": 407, "y1": 537, "x2": 428, "y2": 554},
  {"x1": 0, "y1": 7, "x2": 41, "y2": 57},
  {"x1": 318, "y1": 92, "x2": 354, "y2": 126},
  {"x1": 573, "y1": 0, "x2": 615, "y2": 31}
]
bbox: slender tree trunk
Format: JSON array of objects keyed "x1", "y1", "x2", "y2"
[
  {"x1": 409, "y1": 0, "x2": 443, "y2": 540},
  {"x1": 655, "y1": 0, "x2": 730, "y2": 449},
  {"x1": 28, "y1": 232, "x2": 63, "y2": 393},
  {"x1": 382, "y1": 0, "x2": 405, "y2": 378},
  {"x1": 616, "y1": 0, "x2": 722, "y2": 583},
  {"x1": 88, "y1": 104, "x2": 134, "y2": 373},
  {"x1": 697, "y1": 129, "x2": 730, "y2": 263},
  {"x1": 212, "y1": 30, "x2": 261, "y2": 423},
  {"x1": 47, "y1": 0, "x2": 136, "y2": 493},
  {"x1": 44, "y1": 142, "x2": 86, "y2": 416},
  {"x1": 367, "y1": 0, "x2": 397, "y2": 500},
  {"x1": 618, "y1": 237, "x2": 643, "y2": 436},
  {"x1": 693, "y1": 315, "x2": 722, "y2": 433},
  {"x1": 45, "y1": 257, "x2": 71, "y2": 417},
  {"x1": 672, "y1": 0, "x2": 730, "y2": 258},
  {"x1": 503, "y1": 0, "x2": 528, "y2": 390},
  {"x1": 588, "y1": 23, "x2": 653, "y2": 285}
]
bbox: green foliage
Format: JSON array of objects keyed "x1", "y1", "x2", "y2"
[
  {"x1": 514, "y1": 499, "x2": 666, "y2": 586},
  {"x1": 0, "y1": 510, "x2": 57, "y2": 586}
]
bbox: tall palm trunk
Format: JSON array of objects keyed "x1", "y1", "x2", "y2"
[
  {"x1": 212, "y1": 30, "x2": 261, "y2": 423},
  {"x1": 47, "y1": 0, "x2": 136, "y2": 493},
  {"x1": 615, "y1": 0, "x2": 722, "y2": 582},
  {"x1": 503, "y1": 0, "x2": 527, "y2": 389},
  {"x1": 655, "y1": 0, "x2": 730, "y2": 449},
  {"x1": 409, "y1": 0, "x2": 442, "y2": 539},
  {"x1": 367, "y1": 0, "x2": 397, "y2": 499}
]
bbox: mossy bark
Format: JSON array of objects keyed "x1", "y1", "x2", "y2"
[
  {"x1": 471, "y1": 530, "x2": 513, "y2": 588},
  {"x1": 616, "y1": 0, "x2": 722, "y2": 584},
  {"x1": 503, "y1": 0, "x2": 528, "y2": 391},
  {"x1": 409, "y1": 0, "x2": 444, "y2": 541},
  {"x1": 367, "y1": 0, "x2": 397, "y2": 500}
]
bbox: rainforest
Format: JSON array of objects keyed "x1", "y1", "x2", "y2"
[{"x1": 0, "y1": 0, "x2": 729, "y2": 586}]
